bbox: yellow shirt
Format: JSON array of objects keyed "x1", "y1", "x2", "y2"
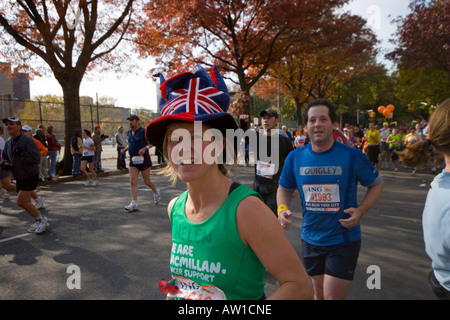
[{"x1": 366, "y1": 129, "x2": 380, "y2": 145}]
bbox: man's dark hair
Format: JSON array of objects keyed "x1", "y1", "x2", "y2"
[{"x1": 303, "y1": 98, "x2": 337, "y2": 125}]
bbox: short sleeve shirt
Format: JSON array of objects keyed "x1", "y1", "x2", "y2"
[{"x1": 279, "y1": 141, "x2": 380, "y2": 246}]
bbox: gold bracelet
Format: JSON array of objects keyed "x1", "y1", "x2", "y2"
[{"x1": 277, "y1": 204, "x2": 289, "y2": 217}]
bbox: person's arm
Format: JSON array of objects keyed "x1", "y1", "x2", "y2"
[
  {"x1": 237, "y1": 196, "x2": 313, "y2": 300},
  {"x1": 276, "y1": 186, "x2": 296, "y2": 231},
  {"x1": 138, "y1": 145, "x2": 151, "y2": 155}
]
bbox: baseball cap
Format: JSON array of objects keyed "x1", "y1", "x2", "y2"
[
  {"x1": 383, "y1": 122, "x2": 389, "y2": 126},
  {"x1": 127, "y1": 115, "x2": 140, "y2": 121},
  {"x1": 22, "y1": 125, "x2": 32, "y2": 131},
  {"x1": 260, "y1": 108, "x2": 279, "y2": 118},
  {"x1": 2, "y1": 117, "x2": 21, "y2": 125}
]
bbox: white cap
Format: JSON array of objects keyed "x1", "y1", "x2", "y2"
[{"x1": 22, "y1": 125, "x2": 32, "y2": 131}]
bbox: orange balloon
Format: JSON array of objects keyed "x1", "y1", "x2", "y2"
[
  {"x1": 383, "y1": 109, "x2": 391, "y2": 117},
  {"x1": 387, "y1": 104, "x2": 395, "y2": 112},
  {"x1": 378, "y1": 106, "x2": 386, "y2": 114}
]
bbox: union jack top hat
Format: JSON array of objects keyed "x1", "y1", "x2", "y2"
[{"x1": 145, "y1": 65, "x2": 238, "y2": 152}]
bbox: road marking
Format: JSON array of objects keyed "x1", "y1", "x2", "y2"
[{"x1": 0, "y1": 233, "x2": 30, "y2": 243}]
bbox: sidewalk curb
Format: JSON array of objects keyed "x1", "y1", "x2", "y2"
[{"x1": 39, "y1": 164, "x2": 165, "y2": 186}]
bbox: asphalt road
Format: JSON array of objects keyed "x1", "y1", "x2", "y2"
[{"x1": 0, "y1": 159, "x2": 439, "y2": 300}]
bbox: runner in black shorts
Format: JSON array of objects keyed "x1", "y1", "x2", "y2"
[
  {"x1": 302, "y1": 240, "x2": 361, "y2": 281},
  {"x1": 1, "y1": 117, "x2": 48, "y2": 234},
  {"x1": 16, "y1": 174, "x2": 39, "y2": 192},
  {"x1": 277, "y1": 99, "x2": 384, "y2": 299},
  {"x1": 129, "y1": 149, "x2": 152, "y2": 172},
  {"x1": 122, "y1": 115, "x2": 160, "y2": 212}
]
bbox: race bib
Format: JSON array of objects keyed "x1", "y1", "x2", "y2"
[
  {"x1": 167, "y1": 276, "x2": 226, "y2": 300},
  {"x1": 131, "y1": 155, "x2": 144, "y2": 165},
  {"x1": 256, "y1": 161, "x2": 276, "y2": 178},
  {"x1": 302, "y1": 184, "x2": 340, "y2": 213}
]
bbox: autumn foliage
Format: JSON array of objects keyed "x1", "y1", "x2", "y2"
[
  {"x1": 135, "y1": 0, "x2": 350, "y2": 115},
  {"x1": 0, "y1": 0, "x2": 137, "y2": 174}
]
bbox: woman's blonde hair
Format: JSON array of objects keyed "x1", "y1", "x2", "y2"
[
  {"x1": 158, "y1": 123, "x2": 235, "y2": 186},
  {"x1": 398, "y1": 98, "x2": 450, "y2": 168}
]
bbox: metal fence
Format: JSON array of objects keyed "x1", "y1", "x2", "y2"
[{"x1": 0, "y1": 98, "x2": 159, "y2": 141}]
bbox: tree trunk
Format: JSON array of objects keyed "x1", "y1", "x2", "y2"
[
  {"x1": 295, "y1": 98, "x2": 303, "y2": 125},
  {"x1": 56, "y1": 79, "x2": 82, "y2": 176},
  {"x1": 240, "y1": 88, "x2": 253, "y2": 118}
]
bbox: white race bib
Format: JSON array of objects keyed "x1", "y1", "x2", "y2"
[
  {"x1": 256, "y1": 161, "x2": 276, "y2": 178},
  {"x1": 167, "y1": 276, "x2": 226, "y2": 300},
  {"x1": 131, "y1": 155, "x2": 144, "y2": 165},
  {"x1": 302, "y1": 184, "x2": 340, "y2": 213}
]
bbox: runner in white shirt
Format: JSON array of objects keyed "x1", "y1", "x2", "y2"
[{"x1": 80, "y1": 129, "x2": 98, "y2": 186}]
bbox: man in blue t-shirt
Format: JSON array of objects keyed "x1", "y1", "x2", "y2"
[{"x1": 277, "y1": 98, "x2": 384, "y2": 300}]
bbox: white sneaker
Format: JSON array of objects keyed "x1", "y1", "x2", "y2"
[
  {"x1": 154, "y1": 189, "x2": 161, "y2": 205},
  {"x1": 84, "y1": 180, "x2": 92, "y2": 186},
  {"x1": 125, "y1": 201, "x2": 138, "y2": 212},
  {"x1": 0, "y1": 189, "x2": 7, "y2": 197},
  {"x1": 27, "y1": 218, "x2": 46, "y2": 234},
  {"x1": 42, "y1": 214, "x2": 50, "y2": 227},
  {"x1": 91, "y1": 180, "x2": 98, "y2": 186},
  {"x1": 34, "y1": 196, "x2": 44, "y2": 209}
]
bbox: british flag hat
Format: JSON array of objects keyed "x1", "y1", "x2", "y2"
[{"x1": 145, "y1": 65, "x2": 238, "y2": 152}]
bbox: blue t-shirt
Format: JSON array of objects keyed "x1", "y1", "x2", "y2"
[
  {"x1": 127, "y1": 127, "x2": 148, "y2": 157},
  {"x1": 422, "y1": 170, "x2": 450, "y2": 291},
  {"x1": 279, "y1": 141, "x2": 381, "y2": 246}
]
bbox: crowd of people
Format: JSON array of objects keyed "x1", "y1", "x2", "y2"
[
  {"x1": 280, "y1": 118, "x2": 445, "y2": 176},
  {"x1": 0, "y1": 65, "x2": 448, "y2": 300},
  {"x1": 0, "y1": 115, "x2": 161, "y2": 235}
]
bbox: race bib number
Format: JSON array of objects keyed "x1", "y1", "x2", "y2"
[
  {"x1": 131, "y1": 155, "x2": 144, "y2": 165},
  {"x1": 167, "y1": 276, "x2": 226, "y2": 300},
  {"x1": 256, "y1": 161, "x2": 276, "y2": 179},
  {"x1": 302, "y1": 184, "x2": 340, "y2": 213}
]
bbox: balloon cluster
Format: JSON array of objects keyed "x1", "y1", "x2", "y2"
[{"x1": 378, "y1": 104, "x2": 395, "y2": 117}]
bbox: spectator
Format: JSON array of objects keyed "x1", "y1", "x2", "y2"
[
  {"x1": 71, "y1": 129, "x2": 83, "y2": 176},
  {"x1": 92, "y1": 125, "x2": 107, "y2": 172},
  {"x1": 33, "y1": 129, "x2": 49, "y2": 181},
  {"x1": 46, "y1": 125, "x2": 61, "y2": 179},
  {"x1": 115, "y1": 126, "x2": 127, "y2": 170}
]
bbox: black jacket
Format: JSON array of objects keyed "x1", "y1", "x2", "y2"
[{"x1": 2, "y1": 133, "x2": 40, "y2": 180}]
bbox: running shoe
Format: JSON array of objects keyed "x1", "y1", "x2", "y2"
[
  {"x1": 0, "y1": 189, "x2": 7, "y2": 197},
  {"x1": 41, "y1": 214, "x2": 50, "y2": 227},
  {"x1": 125, "y1": 201, "x2": 138, "y2": 212},
  {"x1": 91, "y1": 180, "x2": 98, "y2": 187},
  {"x1": 154, "y1": 189, "x2": 161, "y2": 205},
  {"x1": 27, "y1": 218, "x2": 46, "y2": 234},
  {"x1": 84, "y1": 180, "x2": 92, "y2": 186},
  {"x1": 34, "y1": 196, "x2": 44, "y2": 209}
]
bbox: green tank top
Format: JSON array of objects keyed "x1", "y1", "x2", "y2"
[
  {"x1": 388, "y1": 134, "x2": 401, "y2": 148},
  {"x1": 169, "y1": 184, "x2": 266, "y2": 300}
]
